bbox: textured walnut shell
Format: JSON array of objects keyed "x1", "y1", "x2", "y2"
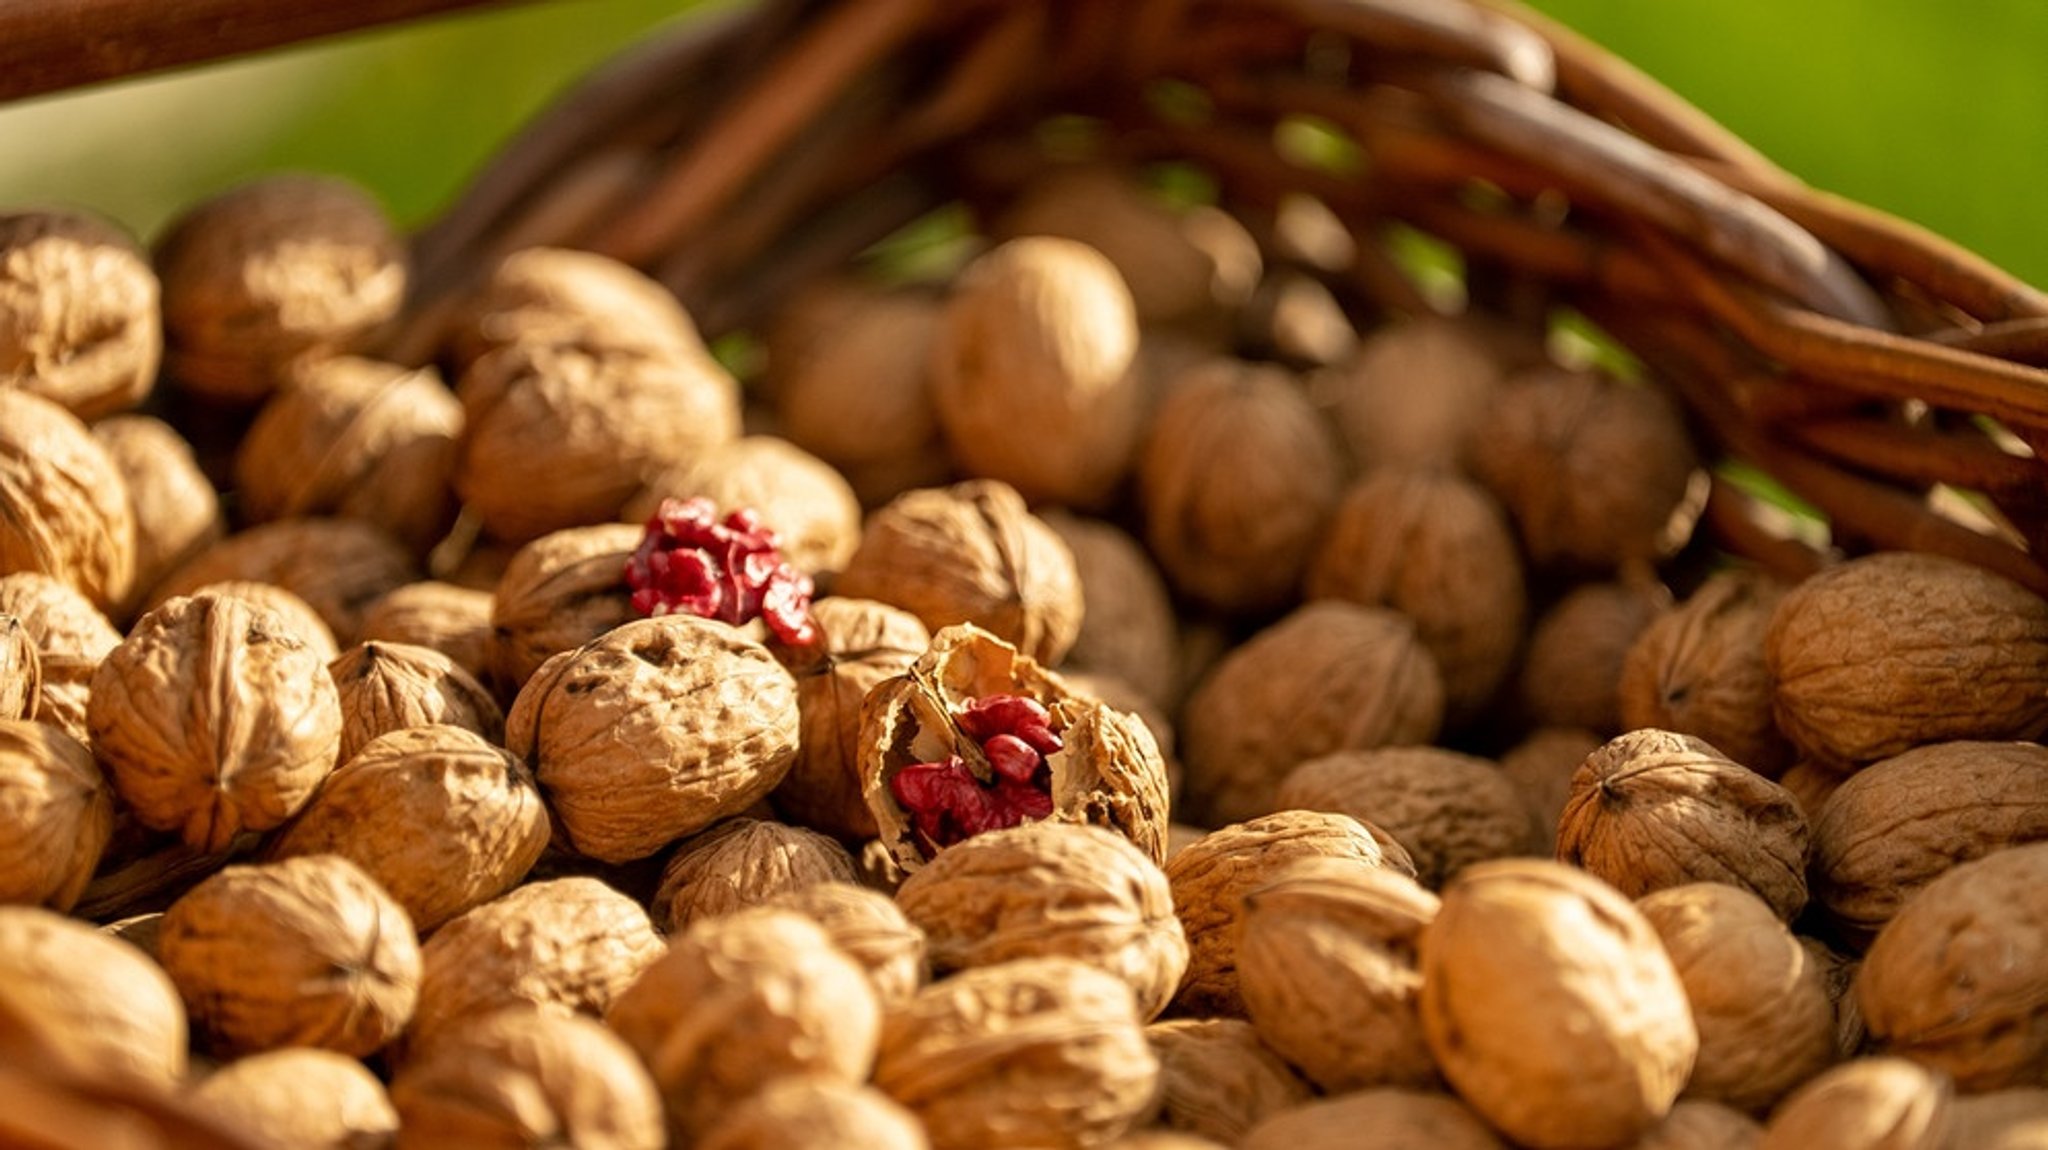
[
  {"x1": 1145, "y1": 1018, "x2": 1312, "y2": 1143},
  {"x1": 1757, "y1": 1057, "x2": 1951, "y2": 1150},
  {"x1": 266, "y1": 725, "x2": 547, "y2": 932},
  {"x1": 158, "y1": 854, "x2": 420, "y2": 1058},
  {"x1": 1313, "y1": 314, "x2": 1512, "y2": 474},
  {"x1": 191, "y1": 578, "x2": 340, "y2": 660},
  {"x1": 327, "y1": 640, "x2": 504, "y2": 766},
  {"x1": 448, "y1": 246, "x2": 704, "y2": 372},
  {"x1": 764, "y1": 881, "x2": 928, "y2": 1006},
  {"x1": 836, "y1": 479, "x2": 1083, "y2": 665},
  {"x1": 1278, "y1": 747, "x2": 1539, "y2": 889},
  {"x1": 90, "y1": 415, "x2": 225, "y2": 620},
  {"x1": 408, "y1": 876, "x2": 663, "y2": 1054},
  {"x1": 1621, "y1": 570, "x2": 1794, "y2": 776},
  {"x1": 1558, "y1": 729, "x2": 1810, "y2": 921},
  {"x1": 1137, "y1": 358, "x2": 1343, "y2": 614},
  {"x1": 507, "y1": 614, "x2": 800, "y2": 863},
  {"x1": 1166, "y1": 809, "x2": 1417, "y2": 1018},
  {"x1": 1800, "y1": 934, "x2": 1868, "y2": 1062},
  {"x1": 697, "y1": 1075, "x2": 930, "y2": 1150},
  {"x1": 1635, "y1": 1100, "x2": 1765, "y2": 1150},
  {"x1": 0, "y1": 905, "x2": 187, "y2": 1087},
  {"x1": 1948, "y1": 1088, "x2": 2048, "y2": 1150},
  {"x1": 1637, "y1": 883, "x2": 1836, "y2": 1112},
  {"x1": 0, "y1": 616, "x2": 33, "y2": 721},
  {"x1": 235, "y1": 356, "x2": 461, "y2": 556},
  {"x1": 1519, "y1": 577, "x2": 1668, "y2": 735},
  {"x1": 486, "y1": 521, "x2": 640, "y2": 698},
  {"x1": 1238, "y1": 859, "x2": 1441, "y2": 1092},
  {"x1": 148, "y1": 517, "x2": 418, "y2": 646},
  {"x1": 1857, "y1": 841, "x2": 2048, "y2": 1091},
  {"x1": 0, "y1": 388, "x2": 136, "y2": 609},
  {"x1": 89, "y1": 591, "x2": 342, "y2": 853},
  {"x1": 650, "y1": 816, "x2": 858, "y2": 933},
  {"x1": 0, "y1": 571, "x2": 121, "y2": 740},
  {"x1": 1180, "y1": 600, "x2": 1445, "y2": 828},
  {"x1": 0, "y1": 720, "x2": 112, "y2": 910},
  {"x1": 189, "y1": 1047, "x2": 399, "y2": 1150},
  {"x1": 1240, "y1": 1089, "x2": 1507, "y2": 1150},
  {"x1": 0, "y1": 209, "x2": 160, "y2": 419},
  {"x1": 1305, "y1": 470, "x2": 1527, "y2": 722},
  {"x1": 1420, "y1": 859, "x2": 1698, "y2": 1149},
  {"x1": 1499, "y1": 725, "x2": 1602, "y2": 848},
  {"x1": 1765, "y1": 551, "x2": 2048, "y2": 768},
  {"x1": 388, "y1": 1007, "x2": 663, "y2": 1150},
  {"x1": 1238, "y1": 267, "x2": 1359, "y2": 369},
  {"x1": 768, "y1": 596, "x2": 928, "y2": 840},
  {"x1": 155, "y1": 174, "x2": 406, "y2": 404},
  {"x1": 872, "y1": 956, "x2": 1159, "y2": 1150},
  {"x1": 625, "y1": 435, "x2": 862, "y2": 575},
  {"x1": 767, "y1": 278, "x2": 941, "y2": 466},
  {"x1": 859, "y1": 624, "x2": 1170, "y2": 872},
  {"x1": 895, "y1": 821, "x2": 1187, "y2": 1021},
  {"x1": 607, "y1": 907, "x2": 879, "y2": 1138},
  {"x1": 358, "y1": 580, "x2": 494, "y2": 683},
  {"x1": 1040, "y1": 511, "x2": 1180, "y2": 707},
  {"x1": 454, "y1": 339, "x2": 740, "y2": 544}
]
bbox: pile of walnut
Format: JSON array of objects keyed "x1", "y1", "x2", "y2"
[{"x1": 3, "y1": 164, "x2": 2048, "y2": 1150}]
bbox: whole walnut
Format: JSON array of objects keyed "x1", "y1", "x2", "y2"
[
  {"x1": 1040, "y1": 511, "x2": 1180, "y2": 707},
  {"x1": 1419, "y1": 859, "x2": 1697, "y2": 1149},
  {"x1": 1180, "y1": 600, "x2": 1444, "y2": 828},
  {"x1": 1633, "y1": 1100, "x2": 1765, "y2": 1150},
  {"x1": 358, "y1": 580, "x2": 494, "y2": 682},
  {"x1": 1241, "y1": 1089, "x2": 1507, "y2": 1150},
  {"x1": 1621, "y1": 569, "x2": 1795, "y2": 776},
  {"x1": 1519, "y1": 577, "x2": 1669, "y2": 735},
  {"x1": 1238, "y1": 267, "x2": 1359, "y2": 369},
  {"x1": 766, "y1": 278, "x2": 941, "y2": 469},
  {"x1": 1758, "y1": 1058, "x2": 1951, "y2": 1150},
  {"x1": 0, "y1": 615, "x2": 31, "y2": 720},
  {"x1": 1145, "y1": 1018, "x2": 1312, "y2": 1143},
  {"x1": 89, "y1": 591, "x2": 342, "y2": 853},
  {"x1": 697, "y1": 1075, "x2": 929, "y2": 1150},
  {"x1": 1138, "y1": 358, "x2": 1344, "y2": 614},
  {"x1": 1312, "y1": 313, "x2": 1517, "y2": 474},
  {"x1": 835, "y1": 480, "x2": 1083, "y2": 665},
  {"x1": 0, "y1": 905, "x2": 188, "y2": 1087},
  {"x1": 764, "y1": 881, "x2": 928, "y2": 1007},
  {"x1": 158, "y1": 854, "x2": 420, "y2": 1058},
  {"x1": 650, "y1": 817, "x2": 857, "y2": 933},
  {"x1": 0, "y1": 720, "x2": 112, "y2": 910},
  {"x1": 625, "y1": 436, "x2": 863, "y2": 576},
  {"x1": 1777, "y1": 759, "x2": 1849, "y2": 827},
  {"x1": 326, "y1": 640, "x2": 503, "y2": 765},
  {"x1": 148, "y1": 517, "x2": 418, "y2": 646},
  {"x1": 1765, "y1": 551, "x2": 2048, "y2": 768},
  {"x1": 0, "y1": 209, "x2": 160, "y2": 419},
  {"x1": 1498, "y1": 725, "x2": 1601, "y2": 847},
  {"x1": 90, "y1": 415, "x2": 225, "y2": 619},
  {"x1": 1305, "y1": 469, "x2": 1527, "y2": 722},
  {"x1": 0, "y1": 388, "x2": 136, "y2": 610},
  {"x1": 448, "y1": 246, "x2": 704, "y2": 372},
  {"x1": 193, "y1": 579, "x2": 341, "y2": 662},
  {"x1": 486, "y1": 521, "x2": 641, "y2": 697},
  {"x1": 0, "y1": 572, "x2": 119, "y2": 740},
  {"x1": 1948, "y1": 1089, "x2": 2048, "y2": 1150},
  {"x1": 189, "y1": 1047, "x2": 400, "y2": 1150},
  {"x1": 155, "y1": 174, "x2": 406, "y2": 404},
  {"x1": 928, "y1": 236, "x2": 1145, "y2": 508},
  {"x1": 1277, "y1": 747, "x2": 1539, "y2": 889},
  {"x1": 506, "y1": 614, "x2": 800, "y2": 863}
]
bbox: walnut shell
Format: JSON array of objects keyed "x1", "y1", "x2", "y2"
[
  {"x1": 90, "y1": 415, "x2": 225, "y2": 620},
  {"x1": 1634, "y1": 1100, "x2": 1765, "y2": 1150},
  {"x1": 1278, "y1": 747, "x2": 1539, "y2": 889},
  {"x1": 1312, "y1": 313, "x2": 1512, "y2": 474},
  {"x1": 0, "y1": 209, "x2": 160, "y2": 419},
  {"x1": 148, "y1": 517, "x2": 418, "y2": 646},
  {"x1": 1238, "y1": 859, "x2": 1441, "y2": 1092},
  {"x1": 1166, "y1": 809, "x2": 1418, "y2": 1018},
  {"x1": 625, "y1": 435, "x2": 862, "y2": 576},
  {"x1": 697, "y1": 1075, "x2": 930, "y2": 1150},
  {"x1": 0, "y1": 720, "x2": 112, "y2": 910},
  {"x1": 1519, "y1": 577, "x2": 1668, "y2": 735},
  {"x1": 1499, "y1": 725, "x2": 1602, "y2": 848},
  {"x1": 650, "y1": 816, "x2": 858, "y2": 933},
  {"x1": 89, "y1": 591, "x2": 342, "y2": 853},
  {"x1": 1040, "y1": 511, "x2": 1180, "y2": 707},
  {"x1": 327, "y1": 640, "x2": 504, "y2": 766},
  {"x1": 1621, "y1": 569, "x2": 1794, "y2": 776},
  {"x1": 1637, "y1": 883, "x2": 1836, "y2": 1111},
  {"x1": 1137, "y1": 357, "x2": 1343, "y2": 614},
  {"x1": 607, "y1": 907, "x2": 880, "y2": 1138},
  {"x1": 835, "y1": 479, "x2": 1083, "y2": 665},
  {"x1": 158, "y1": 854, "x2": 420, "y2": 1058},
  {"x1": 872, "y1": 956, "x2": 1159, "y2": 1150},
  {"x1": 0, "y1": 388, "x2": 136, "y2": 609},
  {"x1": 0, "y1": 905, "x2": 187, "y2": 1087},
  {"x1": 1237, "y1": 267, "x2": 1359, "y2": 369},
  {"x1": 1180, "y1": 600, "x2": 1445, "y2": 828},
  {"x1": 895, "y1": 821, "x2": 1187, "y2": 1021},
  {"x1": 188, "y1": 578, "x2": 339, "y2": 661},
  {"x1": 1145, "y1": 1018, "x2": 1312, "y2": 1143},
  {"x1": 266, "y1": 725, "x2": 547, "y2": 932},
  {"x1": 1765, "y1": 551, "x2": 2048, "y2": 768},
  {"x1": 0, "y1": 615, "x2": 33, "y2": 721},
  {"x1": 1948, "y1": 1088, "x2": 2048, "y2": 1150},
  {"x1": 357, "y1": 580, "x2": 494, "y2": 683},
  {"x1": 766, "y1": 278, "x2": 941, "y2": 466},
  {"x1": 486, "y1": 521, "x2": 640, "y2": 698},
  {"x1": 1239, "y1": 1089, "x2": 1507, "y2": 1150},
  {"x1": 0, "y1": 571, "x2": 121, "y2": 740},
  {"x1": 448, "y1": 246, "x2": 704, "y2": 372},
  {"x1": 506, "y1": 614, "x2": 800, "y2": 863},
  {"x1": 1420, "y1": 859, "x2": 1698, "y2": 1149},
  {"x1": 388, "y1": 1007, "x2": 663, "y2": 1150},
  {"x1": 1557, "y1": 729, "x2": 1810, "y2": 921},
  {"x1": 155, "y1": 174, "x2": 406, "y2": 404},
  {"x1": 1757, "y1": 1057, "x2": 1951, "y2": 1150},
  {"x1": 188, "y1": 1047, "x2": 399, "y2": 1150},
  {"x1": 763, "y1": 881, "x2": 928, "y2": 1007},
  {"x1": 1801, "y1": 934, "x2": 1868, "y2": 1062}
]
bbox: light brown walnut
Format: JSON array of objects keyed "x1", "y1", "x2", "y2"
[
  {"x1": 0, "y1": 616, "x2": 32, "y2": 721},
  {"x1": 697, "y1": 1075, "x2": 930, "y2": 1150},
  {"x1": 357, "y1": 580, "x2": 494, "y2": 683},
  {"x1": 650, "y1": 816, "x2": 858, "y2": 933},
  {"x1": 1947, "y1": 1088, "x2": 2048, "y2": 1150},
  {"x1": 1519, "y1": 577, "x2": 1669, "y2": 735},
  {"x1": 189, "y1": 1048, "x2": 399, "y2": 1150},
  {"x1": 1633, "y1": 1100, "x2": 1765, "y2": 1150},
  {"x1": 0, "y1": 571, "x2": 120, "y2": 740},
  {"x1": 0, "y1": 720, "x2": 112, "y2": 910},
  {"x1": 91, "y1": 415, "x2": 223, "y2": 620},
  {"x1": 0, "y1": 209, "x2": 160, "y2": 419},
  {"x1": 1311, "y1": 313, "x2": 1521, "y2": 474},
  {"x1": 447, "y1": 246, "x2": 704, "y2": 373},
  {"x1": 1757, "y1": 1057, "x2": 1951, "y2": 1150},
  {"x1": 1277, "y1": 746, "x2": 1539, "y2": 889},
  {"x1": 1240, "y1": 1089, "x2": 1507, "y2": 1150},
  {"x1": 0, "y1": 388, "x2": 135, "y2": 610},
  {"x1": 1145, "y1": 1018, "x2": 1312, "y2": 1143},
  {"x1": 1499, "y1": 725, "x2": 1602, "y2": 850},
  {"x1": 625, "y1": 435, "x2": 862, "y2": 576},
  {"x1": 148, "y1": 517, "x2": 418, "y2": 646},
  {"x1": 0, "y1": 905, "x2": 187, "y2": 1087},
  {"x1": 485, "y1": 521, "x2": 641, "y2": 698},
  {"x1": 764, "y1": 881, "x2": 928, "y2": 1007},
  {"x1": 1040, "y1": 510, "x2": 1180, "y2": 707},
  {"x1": 1621, "y1": 569, "x2": 1794, "y2": 776},
  {"x1": 327, "y1": 640, "x2": 503, "y2": 766},
  {"x1": 766, "y1": 278, "x2": 940, "y2": 468}
]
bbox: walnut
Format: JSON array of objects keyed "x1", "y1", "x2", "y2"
[
  {"x1": 1039, "y1": 511, "x2": 1179, "y2": 707},
  {"x1": 0, "y1": 720, "x2": 112, "y2": 910},
  {"x1": 1637, "y1": 883, "x2": 1836, "y2": 1111},
  {"x1": 697, "y1": 1076, "x2": 929, "y2": 1150},
  {"x1": 650, "y1": 816, "x2": 858, "y2": 932},
  {"x1": 265, "y1": 725, "x2": 547, "y2": 932},
  {"x1": 235, "y1": 356, "x2": 461, "y2": 556},
  {"x1": 448, "y1": 246, "x2": 704, "y2": 372},
  {"x1": 486, "y1": 521, "x2": 640, "y2": 697},
  {"x1": 1237, "y1": 859, "x2": 1441, "y2": 1092},
  {"x1": 188, "y1": 1048, "x2": 399, "y2": 1150},
  {"x1": 0, "y1": 905, "x2": 187, "y2": 1087},
  {"x1": 1239, "y1": 1089, "x2": 1508, "y2": 1150},
  {"x1": 1179, "y1": 600, "x2": 1444, "y2": 828},
  {"x1": 192, "y1": 578, "x2": 339, "y2": 660},
  {"x1": 1765, "y1": 551, "x2": 2048, "y2": 768},
  {"x1": 1421, "y1": 859, "x2": 1697, "y2": 1149},
  {"x1": 358, "y1": 580, "x2": 494, "y2": 683},
  {"x1": 0, "y1": 388, "x2": 136, "y2": 610},
  {"x1": 1948, "y1": 1089, "x2": 2048, "y2": 1150},
  {"x1": 1137, "y1": 358, "x2": 1343, "y2": 614},
  {"x1": 1499, "y1": 725, "x2": 1601, "y2": 847},
  {"x1": 1305, "y1": 469, "x2": 1527, "y2": 722},
  {"x1": 1757, "y1": 1058, "x2": 1951, "y2": 1150},
  {"x1": 1060, "y1": 668, "x2": 1181, "y2": 796},
  {"x1": 766, "y1": 278, "x2": 941, "y2": 469},
  {"x1": 625, "y1": 436, "x2": 862, "y2": 576},
  {"x1": 764, "y1": 881, "x2": 928, "y2": 1006},
  {"x1": 1557, "y1": 729, "x2": 1810, "y2": 921},
  {"x1": 1519, "y1": 577, "x2": 1669, "y2": 735},
  {"x1": 1311, "y1": 314, "x2": 1514, "y2": 474},
  {"x1": 1277, "y1": 747, "x2": 1539, "y2": 889},
  {"x1": 835, "y1": 480, "x2": 1083, "y2": 665},
  {"x1": 1236, "y1": 269, "x2": 1358, "y2": 369},
  {"x1": 154, "y1": 174, "x2": 405, "y2": 404},
  {"x1": 1800, "y1": 935, "x2": 1868, "y2": 1062},
  {"x1": 326, "y1": 640, "x2": 504, "y2": 766},
  {"x1": 90, "y1": 415, "x2": 225, "y2": 618},
  {"x1": 1621, "y1": 569, "x2": 1795, "y2": 776},
  {"x1": 1634, "y1": 1100, "x2": 1765, "y2": 1150},
  {"x1": 871, "y1": 956, "x2": 1160, "y2": 1149},
  {"x1": 1166, "y1": 809, "x2": 1417, "y2": 1018},
  {"x1": 0, "y1": 572, "x2": 121, "y2": 740},
  {"x1": 158, "y1": 854, "x2": 419, "y2": 1058},
  {"x1": 89, "y1": 590, "x2": 342, "y2": 852},
  {"x1": 388, "y1": 1007, "x2": 663, "y2": 1150},
  {"x1": 1778, "y1": 759, "x2": 1848, "y2": 826},
  {"x1": 0, "y1": 616, "x2": 32, "y2": 721},
  {"x1": 0, "y1": 209, "x2": 159, "y2": 419},
  {"x1": 148, "y1": 517, "x2": 418, "y2": 645},
  {"x1": 607, "y1": 907, "x2": 879, "y2": 1139},
  {"x1": 506, "y1": 614, "x2": 800, "y2": 863},
  {"x1": 1145, "y1": 1018, "x2": 1312, "y2": 1143}
]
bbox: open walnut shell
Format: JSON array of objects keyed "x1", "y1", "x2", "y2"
[{"x1": 858, "y1": 623, "x2": 1170, "y2": 875}]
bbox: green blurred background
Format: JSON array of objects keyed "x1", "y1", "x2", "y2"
[{"x1": 0, "y1": 0, "x2": 2040, "y2": 285}]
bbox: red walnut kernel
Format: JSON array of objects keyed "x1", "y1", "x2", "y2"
[
  {"x1": 623, "y1": 496, "x2": 816, "y2": 645},
  {"x1": 889, "y1": 693, "x2": 1061, "y2": 851}
]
